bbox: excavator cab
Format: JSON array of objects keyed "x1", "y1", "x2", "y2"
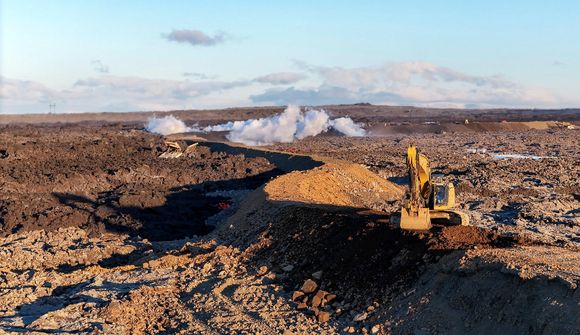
[
  {"x1": 431, "y1": 182, "x2": 455, "y2": 210},
  {"x1": 399, "y1": 145, "x2": 468, "y2": 230}
]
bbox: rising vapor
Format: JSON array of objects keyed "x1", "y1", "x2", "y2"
[
  {"x1": 145, "y1": 105, "x2": 366, "y2": 145},
  {"x1": 145, "y1": 115, "x2": 193, "y2": 135}
]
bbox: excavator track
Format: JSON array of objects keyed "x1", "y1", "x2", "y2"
[{"x1": 430, "y1": 210, "x2": 470, "y2": 226}]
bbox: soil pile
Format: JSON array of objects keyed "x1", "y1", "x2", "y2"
[{"x1": 264, "y1": 161, "x2": 404, "y2": 209}]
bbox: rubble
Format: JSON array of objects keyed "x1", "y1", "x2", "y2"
[
  {"x1": 354, "y1": 312, "x2": 368, "y2": 322},
  {"x1": 300, "y1": 279, "x2": 318, "y2": 294}
]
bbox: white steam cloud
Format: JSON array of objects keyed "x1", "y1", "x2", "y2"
[
  {"x1": 145, "y1": 115, "x2": 193, "y2": 135},
  {"x1": 330, "y1": 117, "x2": 366, "y2": 137},
  {"x1": 145, "y1": 105, "x2": 366, "y2": 145}
]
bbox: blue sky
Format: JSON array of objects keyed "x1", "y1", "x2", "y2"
[{"x1": 1, "y1": 0, "x2": 579, "y2": 114}]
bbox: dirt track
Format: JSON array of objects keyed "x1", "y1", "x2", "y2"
[{"x1": 0, "y1": 121, "x2": 578, "y2": 334}]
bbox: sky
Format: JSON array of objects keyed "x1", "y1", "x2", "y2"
[{"x1": 1, "y1": 0, "x2": 579, "y2": 114}]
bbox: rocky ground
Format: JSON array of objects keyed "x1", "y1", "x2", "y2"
[
  {"x1": 0, "y1": 122, "x2": 578, "y2": 334},
  {"x1": 269, "y1": 128, "x2": 579, "y2": 247}
]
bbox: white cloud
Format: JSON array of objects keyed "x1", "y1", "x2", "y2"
[
  {"x1": 253, "y1": 72, "x2": 307, "y2": 85},
  {"x1": 0, "y1": 76, "x2": 56, "y2": 102},
  {"x1": 163, "y1": 29, "x2": 229, "y2": 46},
  {"x1": 0, "y1": 76, "x2": 61, "y2": 113},
  {"x1": 73, "y1": 75, "x2": 249, "y2": 100},
  {"x1": 0, "y1": 61, "x2": 570, "y2": 114},
  {"x1": 0, "y1": 75, "x2": 252, "y2": 114},
  {"x1": 252, "y1": 61, "x2": 560, "y2": 108},
  {"x1": 182, "y1": 72, "x2": 217, "y2": 80}
]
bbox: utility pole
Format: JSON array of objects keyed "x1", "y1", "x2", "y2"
[{"x1": 49, "y1": 103, "x2": 56, "y2": 114}]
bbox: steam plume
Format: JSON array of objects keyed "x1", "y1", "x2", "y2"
[
  {"x1": 145, "y1": 105, "x2": 366, "y2": 145},
  {"x1": 145, "y1": 115, "x2": 193, "y2": 135},
  {"x1": 330, "y1": 117, "x2": 366, "y2": 136}
]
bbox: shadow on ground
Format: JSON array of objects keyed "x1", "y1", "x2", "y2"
[
  {"x1": 489, "y1": 202, "x2": 523, "y2": 225},
  {"x1": 50, "y1": 141, "x2": 324, "y2": 242},
  {"x1": 239, "y1": 198, "x2": 526, "y2": 306}
]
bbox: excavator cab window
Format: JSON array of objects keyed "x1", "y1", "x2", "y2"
[{"x1": 433, "y1": 184, "x2": 448, "y2": 207}]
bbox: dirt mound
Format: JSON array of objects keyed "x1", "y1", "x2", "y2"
[
  {"x1": 216, "y1": 157, "x2": 405, "y2": 248},
  {"x1": 250, "y1": 206, "x2": 426, "y2": 295},
  {"x1": 218, "y1": 154, "x2": 573, "y2": 332},
  {"x1": 265, "y1": 161, "x2": 404, "y2": 209},
  {"x1": 245, "y1": 206, "x2": 529, "y2": 304}
]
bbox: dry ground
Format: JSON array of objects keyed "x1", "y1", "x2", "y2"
[{"x1": 0, "y1": 120, "x2": 578, "y2": 334}]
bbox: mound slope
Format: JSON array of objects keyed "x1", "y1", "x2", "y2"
[{"x1": 265, "y1": 160, "x2": 404, "y2": 208}]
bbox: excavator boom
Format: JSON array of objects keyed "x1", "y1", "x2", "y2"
[{"x1": 400, "y1": 145, "x2": 432, "y2": 230}]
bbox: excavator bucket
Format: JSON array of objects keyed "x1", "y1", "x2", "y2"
[{"x1": 400, "y1": 207, "x2": 432, "y2": 230}]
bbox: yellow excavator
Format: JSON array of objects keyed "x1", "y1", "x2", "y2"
[{"x1": 400, "y1": 145, "x2": 469, "y2": 230}]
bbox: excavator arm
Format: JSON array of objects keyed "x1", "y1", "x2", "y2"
[{"x1": 400, "y1": 145, "x2": 433, "y2": 230}]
